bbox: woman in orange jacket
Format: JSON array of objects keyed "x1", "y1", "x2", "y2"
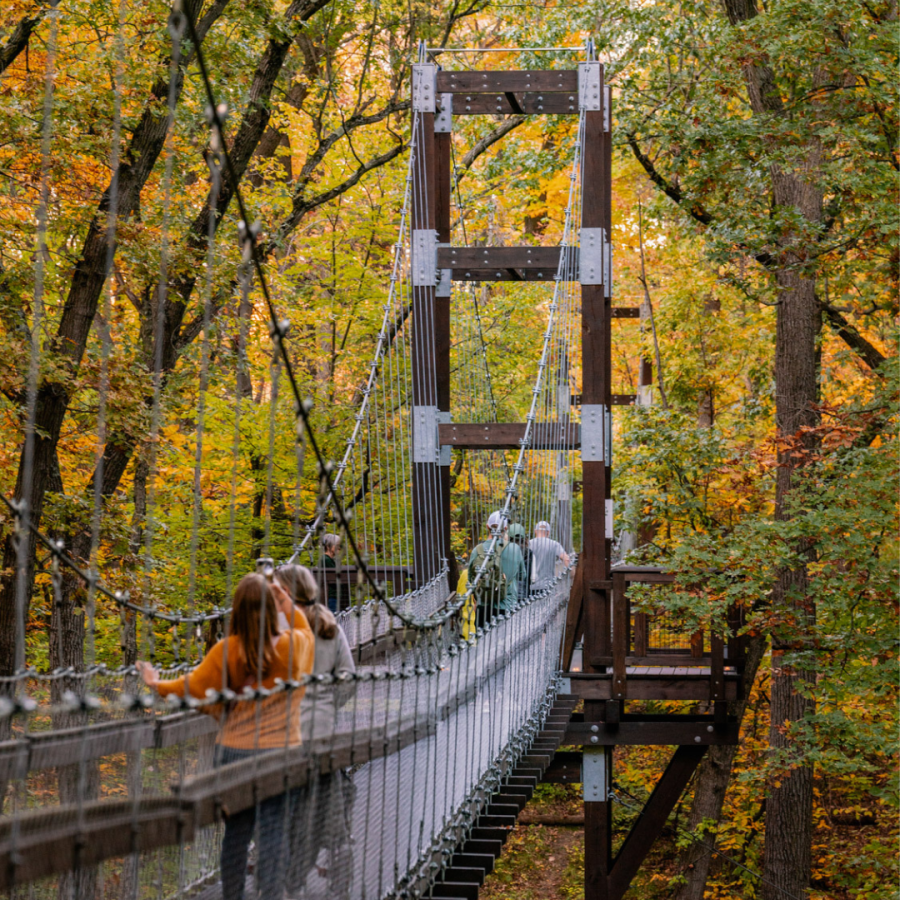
[{"x1": 137, "y1": 572, "x2": 314, "y2": 900}]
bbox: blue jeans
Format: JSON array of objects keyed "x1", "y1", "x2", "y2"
[{"x1": 215, "y1": 746, "x2": 293, "y2": 900}]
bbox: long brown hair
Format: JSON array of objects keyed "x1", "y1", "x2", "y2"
[
  {"x1": 228, "y1": 573, "x2": 280, "y2": 683},
  {"x1": 276, "y1": 564, "x2": 337, "y2": 640}
]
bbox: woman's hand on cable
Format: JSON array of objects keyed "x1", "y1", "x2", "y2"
[
  {"x1": 270, "y1": 581, "x2": 296, "y2": 621},
  {"x1": 136, "y1": 660, "x2": 159, "y2": 689}
]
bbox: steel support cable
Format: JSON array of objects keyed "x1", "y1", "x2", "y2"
[
  {"x1": 0, "y1": 559, "x2": 570, "y2": 723},
  {"x1": 464, "y1": 108, "x2": 586, "y2": 604},
  {"x1": 286, "y1": 105, "x2": 417, "y2": 564},
  {"x1": 115, "y1": 4, "x2": 473, "y2": 632},
  {"x1": 13, "y1": 2, "x2": 60, "y2": 680}
]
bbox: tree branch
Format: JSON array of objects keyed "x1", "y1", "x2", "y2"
[
  {"x1": 456, "y1": 115, "x2": 526, "y2": 183},
  {"x1": 626, "y1": 132, "x2": 713, "y2": 227},
  {"x1": 0, "y1": 3, "x2": 55, "y2": 76},
  {"x1": 819, "y1": 301, "x2": 887, "y2": 374}
]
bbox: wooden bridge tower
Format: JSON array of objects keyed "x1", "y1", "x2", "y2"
[{"x1": 409, "y1": 54, "x2": 745, "y2": 899}]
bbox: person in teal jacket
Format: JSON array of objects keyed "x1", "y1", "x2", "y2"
[{"x1": 467, "y1": 511, "x2": 526, "y2": 618}]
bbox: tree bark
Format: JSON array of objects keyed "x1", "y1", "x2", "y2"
[
  {"x1": 0, "y1": 6, "x2": 53, "y2": 76},
  {"x1": 718, "y1": 3, "x2": 823, "y2": 896},
  {"x1": 0, "y1": 0, "x2": 225, "y2": 678},
  {"x1": 674, "y1": 636, "x2": 765, "y2": 900}
]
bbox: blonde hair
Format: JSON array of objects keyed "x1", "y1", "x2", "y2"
[{"x1": 276, "y1": 564, "x2": 338, "y2": 640}]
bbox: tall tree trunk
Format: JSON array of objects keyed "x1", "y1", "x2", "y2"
[
  {"x1": 762, "y1": 247, "x2": 821, "y2": 900},
  {"x1": 674, "y1": 636, "x2": 765, "y2": 899},
  {"x1": 0, "y1": 0, "x2": 223, "y2": 678}
]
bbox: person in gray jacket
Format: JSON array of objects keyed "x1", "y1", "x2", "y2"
[{"x1": 275, "y1": 564, "x2": 356, "y2": 899}]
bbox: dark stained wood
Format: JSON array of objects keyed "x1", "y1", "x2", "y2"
[
  {"x1": 610, "y1": 307, "x2": 641, "y2": 318},
  {"x1": 542, "y1": 750, "x2": 582, "y2": 784},
  {"x1": 691, "y1": 628, "x2": 705, "y2": 657},
  {"x1": 607, "y1": 746, "x2": 707, "y2": 898},
  {"x1": 438, "y1": 246, "x2": 570, "y2": 269},
  {"x1": 451, "y1": 94, "x2": 578, "y2": 115},
  {"x1": 633, "y1": 612, "x2": 648, "y2": 656},
  {"x1": 438, "y1": 422, "x2": 580, "y2": 450},
  {"x1": 434, "y1": 129, "x2": 457, "y2": 589},
  {"x1": 612, "y1": 570, "x2": 627, "y2": 699},
  {"x1": 581, "y1": 79, "x2": 610, "y2": 685},
  {"x1": 411, "y1": 109, "x2": 441, "y2": 584},
  {"x1": 567, "y1": 675, "x2": 738, "y2": 702},
  {"x1": 449, "y1": 268, "x2": 564, "y2": 282},
  {"x1": 611, "y1": 394, "x2": 637, "y2": 405},
  {"x1": 710, "y1": 631, "x2": 725, "y2": 701},
  {"x1": 584, "y1": 700, "x2": 611, "y2": 900},
  {"x1": 564, "y1": 720, "x2": 740, "y2": 746},
  {"x1": 436, "y1": 70, "x2": 579, "y2": 93},
  {"x1": 563, "y1": 557, "x2": 584, "y2": 670},
  {"x1": 589, "y1": 654, "x2": 727, "y2": 667}
]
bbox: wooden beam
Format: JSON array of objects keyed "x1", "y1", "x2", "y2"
[
  {"x1": 449, "y1": 268, "x2": 563, "y2": 282},
  {"x1": 567, "y1": 675, "x2": 738, "y2": 702},
  {"x1": 438, "y1": 422, "x2": 580, "y2": 450},
  {"x1": 608, "y1": 746, "x2": 707, "y2": 899},
  {"x1": 410, "y1": 100, "x2": 441, "y2": 585},
  {"x1": 562, "y1": 557, "x2": 584, "y2": 671},
  {"x1": 438, "y1": 246, "x2": 569, "y2": 269},
  {"x1": 542, "y1": 750, "x2": 583, "y2": 784},
  {"x1": 450, "y1": 94, "x2": 578, "y2": 115},
  {"x1": 436, "y1": 70, "x2": 579, "y2": 93},
  {"x1": 564, "y1": 720, "x2": 739, "y2": 746}
]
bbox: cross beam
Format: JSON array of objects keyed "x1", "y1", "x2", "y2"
[{"x1": 438, "y1": 422, "x2": 580, "y2": 450}]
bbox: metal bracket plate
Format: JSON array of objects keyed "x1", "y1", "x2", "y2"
[
  {"x1": 606, "y1": 499, "x2": 614, "y2": 539},
  {"x1": 434, "y1": 93, "x2": 452, "y2": 132},
  {"x1": 583, "y1": 747, "x2": 609, "y2": 802},
  {"x1": 604, "y1": 232, "x2": 613, "y2": 298},
  {"x1": 413, "y1": 406, "x2": 438, "y2": 463},
  {"x1": 578, "y1": 62, "x2": 602, "y2": 111},
  {"x1": 436, "y1": 242, "x2": 452, "y2": 296},
  {"x1": 437, "y1": 410, "x2": 452, "y2": 465},
  {"x1": 412, "y1": 64, "x2": 436, "y2": 113},
  {"x1": 559, "y1": 676, "x2": 571, "y2": 694},
  {"x1": 580, "y1": 228, "x2": 604, "y2": 285},
  {"x1": 581, "y1": 404, "x2": 607, "y2": 463},
  {"x1": 412, "y1": 230, "x2": 438, "y2": 287}
]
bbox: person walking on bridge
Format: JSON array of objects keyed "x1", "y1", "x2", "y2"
[
  {"x1": 137, "y1": 573, "x2": 314, "y2": 900},
  {"x1": 530, "y1": 521, "x2": 571, "y2": 592},
  {"x1": 467, "y1": 511, "x2": 526, "y2": 624},
  {"x1": 507, "y1": 523, "x2": 533, "y2": 600},
  {"x1": 276, "y1": 564, "x2": 356, "y2": 899}
]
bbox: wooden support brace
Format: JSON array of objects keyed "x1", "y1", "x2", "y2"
[
  {"x1": 436, "y1": 70, "x2": 579, "y2": 92},
  {"x1": 563, "y1": 557, "x2": 585, "y2": 671},
  {"x1": 439, "y1": 422, "x2": 580, "y2": 450},
  {"x1": 607, "y1": 745, "x2": 707, "y2": 899},
  {"x1": 611, "y1": 571, "x2": 627, "y2": 700}
]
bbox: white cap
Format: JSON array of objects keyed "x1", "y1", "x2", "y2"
[
  {"x1": 487, "y1": 510, "x2": 508, "y2": 530},
  {"x1": 535, "y1": 520, "x2": 551, "y2": 534}
]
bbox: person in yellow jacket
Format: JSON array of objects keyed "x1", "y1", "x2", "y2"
[
  {"x1": 457, "y1": 566, "x2": 477, "y2": 640},
  {"x1": 137, "y1": 573, "x2": 314, "y2": 900}
]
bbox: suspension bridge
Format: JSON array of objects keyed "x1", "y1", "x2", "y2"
[{"x1": 0, "y1": 12, "x2": 748, "y2": 900}]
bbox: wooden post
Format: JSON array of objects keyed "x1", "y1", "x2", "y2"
[
  {"x1": 410, "y1": 69, "x2": 444, "y2": 586},
  {"x1": 582, "y1": 61, "x2": 614, "y2": 900},
  {"x1": 434, "y1": 106, "x2": 459, "y2": 591}
]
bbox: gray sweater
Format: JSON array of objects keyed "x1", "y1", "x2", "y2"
[{"x1": 300, "y1": 624, "x2": 355, "y2": 742}]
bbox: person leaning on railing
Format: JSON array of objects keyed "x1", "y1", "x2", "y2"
[{"x1": 136, "y1": 572, "x2": 314, "y2": 900}]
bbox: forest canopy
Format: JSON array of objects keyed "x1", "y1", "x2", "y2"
[{"x1": 0, "y1": 0, "x2": 896, "y2": 898}]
